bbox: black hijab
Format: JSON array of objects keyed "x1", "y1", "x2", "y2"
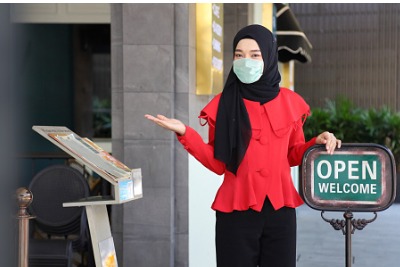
[{"x1": 214, "y1": 24, "x2": 281, "y2": 175}]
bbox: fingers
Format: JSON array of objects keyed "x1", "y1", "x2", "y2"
[
  {"x1": 319, "y1": 131, "x2": 341, "y2": 155},
  {"x1": 145, "y1": 114, "x2": 168, "y2": 123},
  {"x1": 325, "y1": 133, "x2": 335, "y2": 154},
  {"x1": 337, "y1": 139, "x2": 342, "y2": 149},
  {"x1": 144, "y1": 114, "x2": 156, "y2": 121},
  {"x1": 144, "y1": 114, "x2": 166, "y2": 128},
  {"x1": 144, "y1": 114, "x2": 183, "y2": 134},
  {"x1": 157, "y1": 114, "x2": 168, "y2": 121}
]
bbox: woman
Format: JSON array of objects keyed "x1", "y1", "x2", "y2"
[{"x1": 145, "y1": 24, "x2": 341, "y2": 267}]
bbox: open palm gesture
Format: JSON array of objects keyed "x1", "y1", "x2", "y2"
[{"x1": 144, "y1": 114, "x2": 186, "y2": 136}]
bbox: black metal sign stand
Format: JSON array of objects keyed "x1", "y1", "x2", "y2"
[
  {"x1": 301, "y1": 144, "x2": 396, "y2": 267},
  {"x1": 321, "y1": 210, "x2": 378, "y2": 267}
]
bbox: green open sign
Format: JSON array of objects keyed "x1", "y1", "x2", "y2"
[{"x1": 301, "y1": 144, "x2": 396, "y2": 212}]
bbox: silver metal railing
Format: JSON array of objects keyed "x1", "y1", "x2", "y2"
[{"x1": 16, "y1": 187, "x2": 35, "y2": 267}]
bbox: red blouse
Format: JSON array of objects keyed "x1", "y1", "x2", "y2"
[{"x1": 177, "y1": 88, "x2": 317, "y2": 212}]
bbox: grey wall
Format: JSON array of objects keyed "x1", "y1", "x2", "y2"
[{"x1": 111, "y1": 4, "x2": 193, "y2": 266}]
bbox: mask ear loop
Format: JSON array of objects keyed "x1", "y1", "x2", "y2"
[
  {"x1": 294, "y1": 112, "x2": 311, "y2": 131},
  {"x1": 198, "y1": 115, "x2": 208, "y2": 126}
]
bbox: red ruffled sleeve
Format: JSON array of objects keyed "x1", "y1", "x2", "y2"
[{"x1": 176, "y1": 94, "x2": 225, "y2": 175}]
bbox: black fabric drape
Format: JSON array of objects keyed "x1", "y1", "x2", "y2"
[{"x1": 214, "y1": 24, "x2": 281, "y2": 175}]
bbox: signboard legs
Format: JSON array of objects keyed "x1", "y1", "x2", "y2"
[
  {"x1": 86, "y1": 204, "x2": 118, "y2": 267},
  {"x1": 302, "y1": 144, "x2": 396, "y2": 266},
  {"x1": 344, "y1": 211, "x2": 353, "y2": 267},
  {"x1": 321, "y1": 210, "x2": 377, "y2": 267},
  {"x1": 32, "y1": 126, "x2": 142, "y2": 267}
]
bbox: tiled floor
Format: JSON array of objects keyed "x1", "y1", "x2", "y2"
[
  {"x1": 70, "y1": 203, "x2": 400, "y2": 267},
  {"x1": 296, "y1": 203, "x2": 400, "y2": 267}
]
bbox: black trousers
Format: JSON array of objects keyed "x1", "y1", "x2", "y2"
[{"x1": 215, "y1": 198, "x2": 296, "y2": 267}]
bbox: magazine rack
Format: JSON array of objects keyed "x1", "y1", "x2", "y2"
[{"x1": 32, "y1": 126, "x2": 143, "y2": 267}]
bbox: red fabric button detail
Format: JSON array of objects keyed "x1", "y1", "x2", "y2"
[
  {"x1": 260, "y1": 136, "x2": 269, "y2": 145},
  {"x1": 259, "y1": 169, "x2": 269, "y2": 177}
]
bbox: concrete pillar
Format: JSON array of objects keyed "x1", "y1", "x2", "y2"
[{"x1": 110, "y1": 3, "x2": 193, "y2": 266}]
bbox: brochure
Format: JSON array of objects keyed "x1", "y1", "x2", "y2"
[{"x1": 32, "y1": 126, "x2": 142, "y2": 202}]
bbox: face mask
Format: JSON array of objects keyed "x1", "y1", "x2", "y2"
[{"x1": 233, "y1": 58, "x2": 264, "y2": 84}]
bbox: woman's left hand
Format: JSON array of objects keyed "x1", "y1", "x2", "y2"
[{"x1": 316, "y1": 131, "x2": 342, "y2": 154}]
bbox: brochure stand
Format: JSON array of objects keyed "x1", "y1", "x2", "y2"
[{"x1": 32, "y1": 126, "x2": 143, "y2": 267}]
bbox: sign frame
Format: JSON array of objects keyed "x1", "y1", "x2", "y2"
[{"x1": 300, "y1": 143, "x2": 396, "y2": 212}]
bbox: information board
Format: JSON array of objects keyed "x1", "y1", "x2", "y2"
[
  {"x1": 33, "y1": 125, "x2": 143, "y2": 267},
  {"x1": 33, "y1": 125, "x2": 142, "y2": 204},
  {"x1": 196, "y1": 3, "x2": 224, "y2": 95},
  {"x1": 301, "y1": 143, "x2": 396, "y2": 212}
]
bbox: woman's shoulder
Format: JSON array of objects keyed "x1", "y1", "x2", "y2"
[
  {"x1": 199, "y1": 93, "x2": 222, "y2": 121},
  {"x1": 279, "y1": 87, "x2": 307, "y2": 104},
  {"x1": 264, "y1": 87, "x2": 310, "y2": 134},
  {"x1": 205, "y1": 93, "x2": 222, "y2": 108},
  {"x1": 272, "y1": 87, "x2": 309, "y2": 112}
]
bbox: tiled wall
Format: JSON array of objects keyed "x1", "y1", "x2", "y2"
[
  {"x1": 111, "y1": 3, "x2": 185, "y2": 266},
  {"x1": 291, "y1": 3, "x2": 400, "y2": 110}
]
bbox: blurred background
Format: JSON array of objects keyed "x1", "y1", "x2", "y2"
[{"x1": 2, "y1": 3, "x2": 400, "y2": 267}]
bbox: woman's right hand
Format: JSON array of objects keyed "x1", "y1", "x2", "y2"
[{"x1": 144, "y1": 114, "x2": 186, "y2": 136}]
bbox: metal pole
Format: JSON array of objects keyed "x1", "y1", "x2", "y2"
[
  {"x1": 16, "y1": 187, "x2": 35, "y2": 267},
  {"x1": 322, "y1": 210, "x2": 377, "y2": 267},
  {"x1": 344, "y1": 211, "x2": 353, "y2": 267}
]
